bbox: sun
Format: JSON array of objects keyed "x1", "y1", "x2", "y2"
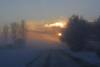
[{"x1": 58, "y1": 33, "x2": 62, "y2": 36}]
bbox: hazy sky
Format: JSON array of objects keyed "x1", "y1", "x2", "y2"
[{"x1": 0, "y1": 0, "x2": 100, "y2": 25}]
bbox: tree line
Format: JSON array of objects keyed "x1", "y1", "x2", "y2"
[
  {"x1": 60, "y1": 15, "x2": 100, "y2": 52},
  {"x1": 1, "y1": 20, "x2": 27, "y2": 48}
]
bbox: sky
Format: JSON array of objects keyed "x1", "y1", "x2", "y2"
[
  {"x1": 0, "y1": 0, "x2": 100, "y2": 25},
  {"x1": 0, "y1": 0, "x2": 100, "y2": 43}
]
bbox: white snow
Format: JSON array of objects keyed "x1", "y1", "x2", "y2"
[
  {"x1": 0, "y1": 42, "x2": 65, "y2": 67},
  {"x1": 1, "y1": 42, "x2": 100, "y2": 67},
  {"x1": 0, "y1": 47, "x2": 45, "y2": 67},
  {"x1": 67, "y1": 51, "x2": 100, "y2": 66}
]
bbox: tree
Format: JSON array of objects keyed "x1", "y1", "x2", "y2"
[
  {"x1": 95, "y1": 16, "x2": 100, "y2": 53},
  {"x1": 60, "y1": 15, "x2": 88, "y2": 51},
  {"x1": 18, "y1": 20, "x2": 27, "y2": 46},
  {"x1": 3, "y1": 24, "x2": 9, "y2": 45},
  {"x1": 0, "y1": 26, "x2": 1, "y2": 40},
  {"x1": 10, "y1": 21, "x2": 28, "y2": 47},
  {"x1": 10, "y1": 22, "x2": 19, "y2": 46},
  {"x1": 19, "y1": 20, "x2": 27, "y2": 39},
  {"x1": 95, "y1": 16, "x2": 100, "y2": 41}
]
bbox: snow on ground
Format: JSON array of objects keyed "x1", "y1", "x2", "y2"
[
  {"x1": 0, "y1": 47, "x2": 45, "y2": 67},
  {"x1": 0, "y1": 42, "x2": 66, "y2": 67},
  {"x1": 66, "y1": 51, "x2": 100, "y2": 66}
]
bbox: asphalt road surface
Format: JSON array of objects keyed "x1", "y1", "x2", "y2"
[{"x1": 26, "y1": 49, "x2": 97, "y2": 67}]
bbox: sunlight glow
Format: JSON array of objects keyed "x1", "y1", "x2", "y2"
[
  {"x1": 58, "y1": 33, "x2": 62, "y2": 36},
  {"x1": 45, "y1": 20, "x2": 66, "y2": 28},
  {"x1": 45, "y1": 22, "x2": 64, "y2": 28},
  {"x1": 88, "y1": 20, "x2": 97, "y2": 22}
]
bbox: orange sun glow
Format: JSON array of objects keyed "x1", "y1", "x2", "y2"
[
  {"x1": 45, "y1": 20, "x2": 66, "y2": 28},
  {"x1": 58, "y1": 33, "x2": 62, "y2": 36}
]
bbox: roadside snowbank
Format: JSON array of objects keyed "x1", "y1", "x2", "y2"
[
  {"x1": 67, "y1": 51, "x2": 100, "y2": 66},
  {"x1": 0, "y1": 47, "x2": 45, "y2": 67}
]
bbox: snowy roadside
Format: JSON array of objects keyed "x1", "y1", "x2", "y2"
[
  {"x1": 0, "y1": 47, "x2": 46, "y2": 67},
  {"x1": 65, "y1": 51, "x2": 100, "y2": 67}
]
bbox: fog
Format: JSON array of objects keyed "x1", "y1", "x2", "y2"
[{"x1": 0, "y1": 15, "x2": 100, "y2": 67}]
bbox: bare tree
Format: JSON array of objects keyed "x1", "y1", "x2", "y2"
[
  {"x1": 19, "y1": 20, "x2": 27, "y2": 39},
  {"x1": 18, "y1": 20, "x2": 27, "y2": 46},
  {"x1": 10, "y1": 22, "x2": 19, "y2": 45},
  {"x1": 10, "y1": 21, "x2": 27, "y2": 47},
  {"x1": 3, "y1": 24, "x2": 9, "y2": 45}
]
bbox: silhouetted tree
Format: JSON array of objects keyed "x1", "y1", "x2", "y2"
[
  {"x1": 60, "y1": 15, "x2": 88, "y2": 51},
  {"x1": 10, "y1": 21, "x2": 28, "y2": 47},
  {"x1": 0, "y1": 27, "x2": 1, "y2": 39},
  {"x1": 10, "y1": 22, "x2": 19, "y2": 46},
  {"x1": 95, "y1": 16, "x2": 100, "y2": 53},
  {"x1": 19, "y1": 20, "x2": 27, "y2": 39},
  {"x1": 3, "y1": 24, "x2": 9, "y2": 45},
  {"x1": 18, "y1": 20, "x2": 27, "y2": 46},
  {"x1": 95, "y1": 16, "x2": 100, "y2": 41}
]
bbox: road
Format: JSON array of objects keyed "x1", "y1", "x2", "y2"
[{"x1": 26, "y1": 49, "x2": 97, "y2": 67}]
